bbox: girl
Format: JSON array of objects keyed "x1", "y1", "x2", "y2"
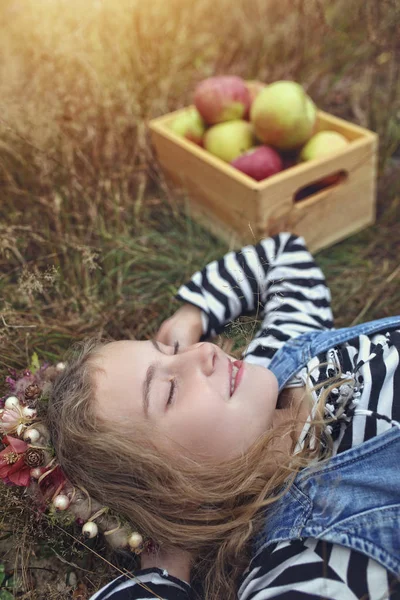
[{"x1": 46, "y1": 232, "x2": 400, "y2": 599}]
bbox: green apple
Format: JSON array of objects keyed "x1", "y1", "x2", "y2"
[
  {"x1": 169, "y1": 107, "x2": 206, "y2": 145},
  {"x1": 300, "y1": 131, "x2": 349, "y2": 186},
  {"x1": 251, "y1": 81, "x2": 317, "y2": 150},
  {"x1": 204, "y1": 120, "x2": 254, "y2": 162},
  {"x1": 300, "y1": 131, "x2": 349, "y2": 161}
]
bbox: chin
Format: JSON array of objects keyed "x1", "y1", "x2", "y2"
[{"x1": 248, "y1": 364, "x2": 279, "y2": 404}]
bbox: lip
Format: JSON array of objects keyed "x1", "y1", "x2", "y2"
[
  {"x1": 228, "y1": 359, "x2": 244, "y2": 397},
  {"x1": 228, "y1": 360, "x2": 233, "y2": 398},
  {"x1": 233, "y1": 360, "x2": 244, "y2": 393}
]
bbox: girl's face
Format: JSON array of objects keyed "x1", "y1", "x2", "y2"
[{"x1": 93, "y1": 340, "x2": 279, "y2": 462}]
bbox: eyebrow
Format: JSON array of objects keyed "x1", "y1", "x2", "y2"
[{"x1": 142, "y1": 339, "x2": 163, "y2": 418}]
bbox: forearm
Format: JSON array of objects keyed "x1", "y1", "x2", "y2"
[
  {"x1": 176, "y1": 232, "x2": 305, "y2": 338},
  {"x1": 242, "y1": 236, "x2": 334, "y2": 363}
]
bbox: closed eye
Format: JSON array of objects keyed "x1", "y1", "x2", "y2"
[{"x1": 167, "y1": 341, "x2": 180, "y2": 406}]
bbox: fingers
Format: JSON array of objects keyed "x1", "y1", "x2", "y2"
[
  {"x1": 155, "y1": 304, "x2": 203, "y2": 349},
  {"x1": 155, "y1": 318, "x2": 175, "y2": 346}
]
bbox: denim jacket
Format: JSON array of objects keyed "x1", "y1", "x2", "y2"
[{"x1": 252, "y1": 316, "x2": 400, "y2": 577}]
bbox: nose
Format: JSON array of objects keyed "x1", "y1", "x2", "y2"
[{"x1": 176, "y1": 342, "x2": 216, "y2": 376}]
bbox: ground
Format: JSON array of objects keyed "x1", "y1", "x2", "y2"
[{"x1": 0, "y1": 0, "x2": 399, "y2": 597}]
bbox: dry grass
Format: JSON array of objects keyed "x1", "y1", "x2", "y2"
[{"x1": 0, "y1": 0, "x2": 399, "y2": 597}]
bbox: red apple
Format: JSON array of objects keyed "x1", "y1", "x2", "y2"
[
  {"x1": 204, "y1": 120, "x2": 254, "y2": 162},
  {"x1": 251, "y1": 81, "x2": 317, "y2": 150},
  {"x1": 169, "y1": 107, "x2": 206, "y2": 145},
  {"x1": 244, "y1": 80, "x2": 267, "y2": 119},
  {"x1": 194, "y1": 76, "x2": 251, "y2": 125},
  {"x1": 231, "y1": 145, "x2": 283, "y2": 181}
]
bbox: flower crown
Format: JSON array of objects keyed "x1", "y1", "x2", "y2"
[{"x1": 0, "y1": 354, "x2": 157, "y2": 557}]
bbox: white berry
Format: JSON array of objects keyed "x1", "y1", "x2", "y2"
[
  {"x1": 24, "y1": 428, "x2": 40, "y2": 443},
  {"x1": 53, "y1": 494, "x2": 70, "y2": 511},
  {"x1": 82, "y1": 522, "x2": 98, "y2": 538},
  {"x1": 5, "y1": 396, "x2": 20, "y2": 409},
  {"x1": 128, "y1": 532, "x2": 143, "y2": 550},
  {"x1": 30, "y1": 468, "x2": 43, "y2": 479},
  {"x1": 22, "y1": 407, "x2": 37, "y2": 419}
]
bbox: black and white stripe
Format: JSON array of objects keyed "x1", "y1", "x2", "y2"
[
  {"x1": 176, "y1": 233, "x2": 334, "y2": 351},
  {"x1": 89, "y1": 234, "x2": 400, "y2": 600},
  {"x1": 90, "y1": 569, "x2": 191, "y2": 599}
]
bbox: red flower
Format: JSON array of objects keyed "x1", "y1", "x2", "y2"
[
  {"x1": 0, "y1": 435, "x2": 30, "y2": 486},
  {"x1": 38, "y1": 465, "x2": 66, "y2": 501}
]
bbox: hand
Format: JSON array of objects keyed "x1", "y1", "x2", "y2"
[
  {"x1": 140, "y1": 545, "x2": 193, "y2": 583},
  {"x1": 156, "y1": 303, "x2": 204, "y2": 349}
]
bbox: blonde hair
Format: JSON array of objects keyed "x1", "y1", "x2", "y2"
[{"x1": 47, "y1": 338, "x2": 345, "y2": 600}]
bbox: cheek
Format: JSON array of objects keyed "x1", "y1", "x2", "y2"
[
  {"x1": 246, "y1": 364, "x2": 277, "y2": 394},
  {"x1": 171, "y1": 396, "x2": 225, "y2": 445}
]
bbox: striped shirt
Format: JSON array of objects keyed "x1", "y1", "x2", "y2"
[{"x1": 91, "y1": 233, "x2": 400, "y2": 600}]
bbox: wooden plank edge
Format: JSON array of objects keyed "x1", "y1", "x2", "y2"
[{"x1": 150, "y1": 125, "x2": 376, "y2": 193}]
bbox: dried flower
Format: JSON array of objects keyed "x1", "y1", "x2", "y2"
[
  {"x1": 0, "y1": 436, "x2": 30, "y2": 486},
  {"x1": 5, "y1": 375, "x2": 17, "y2": 392},
  {"x1": 144, "y1": 539, "x2": 160, "y2": 555},
  {"x1": 24, "y1": 383, "x2": 41, "y2": 407},
  {"x1": 0, "y1": 404, "x2": 35, "y2": 436},
  {"x1": 24, "y1": 448, "x2": 45, "y2": 468},
  {"x1": 38, "y1": 465, "x2": 66, "y2": 502},
  {"x1": 0, "y1": 406, "x2": 25, "y2": 436},
  {"x1": 4, "y1": 451, "x2": 19, "y2": 465}
]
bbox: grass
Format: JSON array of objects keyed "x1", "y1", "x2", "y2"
[{"x1": 0, "y1": 0, "x2": 399, "y2": 596}]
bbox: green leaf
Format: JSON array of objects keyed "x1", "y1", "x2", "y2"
[
  {"x1": 29, "y1": 352, "x2": 40, "y2": 374},
  {"x1": 0, "y1": 563, "x2": 5, "y2": 587},
  {"x1": 0, "y1": 590, "x2": 14, "y2": 600}
]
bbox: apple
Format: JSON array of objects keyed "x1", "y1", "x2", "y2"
[
  {"x1": 204, "y1": 120, "x2": 254, "y2": 162},
  {"x1": 169, "y1": 107, "x2": 206, "y2": 145},
  {"x1": 231, "y1": 145, "x2": 282, "y2": 181},
  {"x1": 194, "y1": 76, "x2": 251, "y2": 125},
  {"x1": 300, "y1": 131, "x2": 349, "y2": 186},
  {"x1": 299, "y1": 131, "x2": 349, "y2": 161},
  {"x1": 244, "y1": 80, "x2": 267, "y2": 118},
  {"x1": 251, "y1": 81, "x2": 317, "y2": 150}
]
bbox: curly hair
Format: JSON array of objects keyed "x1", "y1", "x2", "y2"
[{"x1": 47, "y1": 338, "x2": 341, "y2": 600}]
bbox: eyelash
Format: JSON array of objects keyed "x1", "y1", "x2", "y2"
[{"x1": 167, "y1": 341, "x2": 180, "y2": 406}]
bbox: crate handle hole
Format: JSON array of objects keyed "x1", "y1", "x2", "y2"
[{"x1": 294, "y1": 170, "x2": 348, "y2": 203}]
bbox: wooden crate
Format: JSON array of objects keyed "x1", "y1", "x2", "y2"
[{"x1": 148, "y1": 106, "x2": 378, "y2": 252}]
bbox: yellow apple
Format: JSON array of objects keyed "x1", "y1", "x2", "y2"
[
  {"x1": 169, "y1": 107, "x2": 206, "y2": 146},
  {"x1": 300, "y1": 131, "x2": 349, "y2": 161},
  {"x1": 204, "y1": 120, "x2": 254, "y2": 162}
]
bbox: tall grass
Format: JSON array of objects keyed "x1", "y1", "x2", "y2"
[{"x1": 0, "y1": 0, "x2": 399, "y2": 597}]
